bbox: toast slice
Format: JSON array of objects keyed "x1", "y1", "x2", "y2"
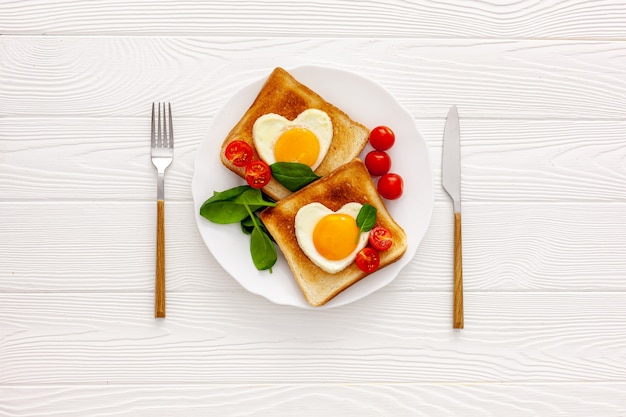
[
  {"x1": 259, "y1": 159, "x2": 407, "y2": 307},
  {"x1": 220, "y1": 67, "x2": 370, "y2": 201}
]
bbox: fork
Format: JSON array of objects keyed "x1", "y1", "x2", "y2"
[{"x1": 151, "y1": 102, "x2": 174, "y2": 318}]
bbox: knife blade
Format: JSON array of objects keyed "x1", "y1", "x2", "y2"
[{"x1": 442, "y1": 105, "x2": 464, "y2": 329}]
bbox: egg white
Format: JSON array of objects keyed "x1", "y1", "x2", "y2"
[
  {"x1": 252, "y1": 109, "x2": 332, "y2": 170},
  {"x1": 295, "y1": 202, "x2": 370, "y2": 274}
]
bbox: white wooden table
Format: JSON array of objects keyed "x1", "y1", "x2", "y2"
[{"x1": 2, "y1": 1, "x2": 626, "y2": 415}]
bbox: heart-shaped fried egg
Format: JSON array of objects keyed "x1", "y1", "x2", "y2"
[
  {"x1": 252, "y1": 109, "x2": 332, "y2": 170},
  {"x1": 295, "y1": 202, "x2": 370, "y2": 274}
]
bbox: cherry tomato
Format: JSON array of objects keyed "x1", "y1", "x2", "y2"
[
  {"x1": 225, "y1": 140, "x2": 254, "y2": 167},
  {"x1": 365, "y1": 150, "x2": 391, "y2": 176},
  {"x1": 245, "y1": 160, "x2": 272, "y2": 189},
  {"x1": 377, "y1": 173, "x2": 404, "y2": 200},
  {"x1": 369, "y1": 126, "x2": 395, "y2": 151},
  {"x1": 369, "y1": 226, "x2": 393, "y2": 251},
  {"x1": 355, "y1": 247, "x2": 380, "y2": 273}
]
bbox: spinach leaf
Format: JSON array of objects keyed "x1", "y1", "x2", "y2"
[
  {"x1": 200, "y1": 184, "x2": 277, "y2": 271},
  {"x1": 203, "y1": 185, "x2": 250, "y2": 204},
  {"x1": 270, "y1": 162, "x2": 321, "y2": 192},
  {"x1": 250, "y1": 226, "x2": 277, "y2": 271},
  {"x1": 200, "y1": 200, "x2": 251, "y2": 224},
  {"x1": 199, "y1": 187, "x2": 275, "y2": 224},
  {"x1": 236, "y1": 188, "x2": 276, "y2": 208},
  {"x1": 240, "y1": 216, "x2": 254, "y2": 235},
  {"x1": 244, "y1": 203, "x2": 277, "y2": 271},
  {"x1": 241, "y1": 214, "x2": 275, "y2": 243},
  {"x1": 356, "y1": 203, "x2": 377, "y2": 234}
]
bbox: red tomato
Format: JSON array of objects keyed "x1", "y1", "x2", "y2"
[
  {"x1": 365, "y1": 150, "x2": 391, "y2": 176},
  {"x1": 355, "y1": 247, "x2": 380, "y2": 273},
  {"x1": 245, "y1": 160, "x2": 272, "y2": 189},
  {"x1": 377, "y1": 173, "x2": 404, "y2": 200},
  {"x1": 369, "y1": 126, "x2": 395, "y2": 151},
  {"x1": 369, "y1": 226, "x2": 393, "y2": 251},
  {"x1": 225, "y1": 140, "x2": 254, "y2": 167}
]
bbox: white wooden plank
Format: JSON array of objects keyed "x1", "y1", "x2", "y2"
[
  {"x1": 1, "y1": 201, "x2": 625, "y2": 293},
  {"x1": 0, "y1": 201, "x2": 226, "y2": 293},
  {"x1": 2, "y1": 383, "x2": 625, "y2": 417},
  {"x1": 405, "y1": 201, "x2": 626, "y2": 291},
  {"x1": 0, "y1": 117, "x2": 202, "y2": 201},
  {"x1": 1, "y1": 37, "x2": 625, "y2": 119},
  {"x1": 1, "y1": 3, "x2": 625, "y2": 414},
  {"x1": 1, "y1": 292, "x2": 626, "y2": 384},
  {"x1": 1, "y1": 117, "x2": 625, "y2": 202},
  {"x1": 2, "y1": 0, "x2": 626, "y2": 39}
]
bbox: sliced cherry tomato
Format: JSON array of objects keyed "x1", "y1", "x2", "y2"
[
  {"x1": 245, "y1": 160, "x2": 272, "y2": 189},
  {"x1": 355, "y1": 247, "x2": 380, "y2": 273},
  {"x1": 225, "y1": 140, "x2": 254, "y2": 167},
  {"x1": 369, "y1": 126, "x2": 395, "y2": 151},
  {"x1": 365, "y1": 150, "x2": 391, "y2": 176},
  {"x1": 369, "y1": 226, "x2": 393, "y2": 251},
  {"x1": 377, "y1": 173, "x2": 404, "y2": 200}
]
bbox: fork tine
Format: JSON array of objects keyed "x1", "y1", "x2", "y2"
[
  {"x1": 151, "y1": 102, "x2": 173, "y2": 149},
  {"x1": 162, "y1": 102, "x2": 167, "y2": 147},
  {"x1": 167, "y1": 103, "x2": 174, "y2": 149},
  {"x1": 151, "y1": 102, "x2": 156, "y2": 147},
  {"x1": 158, "y1": 103, "x2": 163, "y2": 148}
]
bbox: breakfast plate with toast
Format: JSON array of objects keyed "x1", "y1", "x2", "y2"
[{"x1": 192, "y1": 65, "x2": 433, "y2": 309}]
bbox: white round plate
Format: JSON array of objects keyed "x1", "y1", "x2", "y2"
[{"x1": 192, "y1": 65, "x2": 433, "y2": 309}]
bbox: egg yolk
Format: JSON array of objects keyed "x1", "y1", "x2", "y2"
[
  {"x1": 274, "y1": 128, "x2": 320, "y2": 167},
  {"x1": 312, "y1": 213, "x2": 360, "y2": 261}
]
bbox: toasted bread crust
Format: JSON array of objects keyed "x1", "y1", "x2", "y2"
[
  {"x1": 260, "y1": 159, "x2": 407, "y2": 307},
  {"x1": 220, "y1": 67, "x2": 370, "y2": 201}
]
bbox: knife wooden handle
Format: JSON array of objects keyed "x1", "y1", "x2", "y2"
[
  {"x1": 155, "y1": 199, "x2": 166, "y2": 318},
  {"x1": 453, "y1": 211, "x2": 464, "y2": 329}
]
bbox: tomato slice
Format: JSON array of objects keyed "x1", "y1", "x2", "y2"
[
  {"x1": 225, "y1": 140, "x2": 254, "y2": 167},
  {"x1": 369, "y1": 226, "x2": 393, "y2": 251},
  {"x1": 355, "y1": 247, "x2": 380, "y2": 273},
  {"x1": 245, "y1": 160, "x2": 272, "y2": 189}
]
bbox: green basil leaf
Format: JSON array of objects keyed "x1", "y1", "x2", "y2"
[
  {"x1": 250, "y1": 226, "x2": 277, "y2": 271},
  {"x1": 356, "y1": 203, "x2": 377, "y2": 233},
  {"x1": 270, "y1": 162, "x2": 321, "y2": 192}
]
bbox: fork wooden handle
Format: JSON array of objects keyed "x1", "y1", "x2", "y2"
[
  {"x1": 155, "y1": 199, "x2": 166, "y2": 318},
  {"x1": 453, "y1": 211, "x2": 464, "y2": 329}
]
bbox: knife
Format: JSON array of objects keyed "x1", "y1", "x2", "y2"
[{"x1": 442, "y1": 105, "x2": 464, "y2": 329}]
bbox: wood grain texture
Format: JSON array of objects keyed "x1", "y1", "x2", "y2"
[
  {"x1": 2, "y1": 383, "x2": 625, "y2": 417},
  {"x1": 2, "y1": 0, "x2": 626, "y2": 39},
  {"x1": 453, "y1": 212, "x2": 463, "y2": 329},
  {"x1": 1, "y1": 37, "x2": 625, "y2": 119},
  {"x1": 2, "y1": 292, "x2": 626, "y2": 384},
  {"x1": 155, "y1": 199, "x2": 166, "y2": 318}
]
